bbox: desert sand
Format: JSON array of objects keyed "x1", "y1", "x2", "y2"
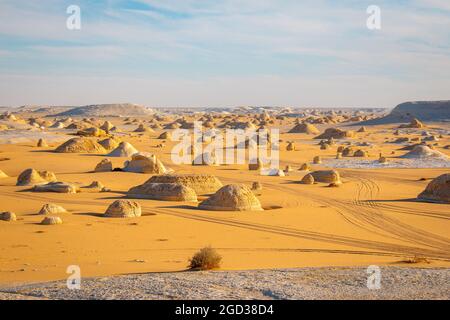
[{"x1": 0, "y1": 103, "x2": 449, "y2": 293}]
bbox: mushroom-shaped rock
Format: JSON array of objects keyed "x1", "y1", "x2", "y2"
[
  {"x1": 199, "y1": 184, "x2": 263, "y2": 211},
  {"x1": 417, "y1": 174, "x2": 450, "y2": 203},
  {"x1": 0, "y1": 212, "x2": 16, "y2": 221},
  {"x1": 128, "y1": 183, "x2": 197, "y2": 202},
  {"x1": 16, "y1": 169, "x2": 57, "y2": 186},
  {"x1": 95, "y1": 159, "x2": 113, "y2": 172},
  {"x1": 107, "y1": 142, "x2": 138, "y2": 157},
  {"x1": 39, "y1": 204, "x2": 66, "y2": 215},
  {"x1": 104, "y1": 200, "x2": 142, "y2": 218}
]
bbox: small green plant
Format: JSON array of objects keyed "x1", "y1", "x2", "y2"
[{"x1": 188, "y1": 246, "x2": 222, "y2": 270}]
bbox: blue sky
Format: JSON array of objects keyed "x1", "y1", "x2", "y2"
[{"x1": 0, "y1": 0, "x2": 449, "y2": 107}]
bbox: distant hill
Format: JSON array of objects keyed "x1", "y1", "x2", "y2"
[
  {"x1": 53, "y1": 103, "x2": 154, "y2": 117},
  {"x1": 358, "y1": 101, "x2": 450, "y2": 125}
]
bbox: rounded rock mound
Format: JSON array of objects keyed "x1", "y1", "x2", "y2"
[
  {"x1": 315, "y1": 128, "x2": 355, "y2": 140},
  {"x1": 199, "y1": 184, "x2": 263, "y2": 211},
  {"x1": 310, "y1": 170, "x2": 342, "y2": 184},
  {"x1": 95, "y1": 159, "x2": 113, "y2": 172},
  {"x1": 107, "y1": 142, "x2": 138, "y2": 157},
  {"x1": 0, "y1": 212, "x2": 16, "y2": 222},
  {"x1": 76, "y1": 127, "x2": 107, "y2": 137},
  {"x1": 401, "y1": 145, "x2": 449, "y2": 160},
  {"x1": 128, "y1": 183, "x2": 197, "y2": 202},
  {"x1": 147, "y1": 174, "x2": 223, "y2": 195},
  {"x1": 158, "y1": 132, "x2": 172, "y2": 140},
  {"x1": 16, "y1": 169, "x2": 57, "y2": 186},
  {"x1": 288, "y1": 123, "x2": 320, "y2": 135},
  {"x1": 417, "y1": 174, "x2": 450, "y2": 203},
  {"x1": 104, "y1": 200, "x2": 142, "y2": 218},
  {"x1": 40, "y1": 216, "x2": 63, "y2": 225},
  {"x1": 301, "y1": 174, "x2": 315, "y2": 185},
  {"x1": 39, "y1": 204, "x2": 66, "y2": 215},
  {"x1": 123, "y1": 153, "x2": 170, "y2": 174},
  {"x1": 33, "y1": 182, "x2": 79, "y2": 193},
  {"x1": 55, "y1": 138, "x2": 106, "y2": 154},
  {"x1": 98, "y1": 137, "x2": 120, "y2": 151}
]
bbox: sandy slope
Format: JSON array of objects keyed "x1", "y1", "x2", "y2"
[{"x1": 0, "y1": 119, "x2": 449, "y2": 286}]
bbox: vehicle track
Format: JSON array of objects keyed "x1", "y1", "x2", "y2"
[{"x1": 3, "y1": 179, "x2": 450, "y2": 261}]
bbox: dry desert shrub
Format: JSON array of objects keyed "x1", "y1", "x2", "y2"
[
  {"x1": 402, "y1": 256, "x2": 430, "y2": 264},
  {"x1": 188, "y1": 247, "x2": 222, "y2": 270}
]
